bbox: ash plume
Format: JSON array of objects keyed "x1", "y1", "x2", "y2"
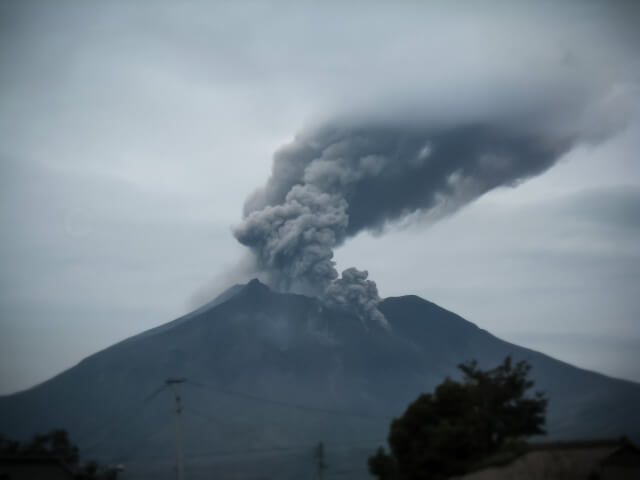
[
  {"x1": 323, "y1": 267, "x2": 387, "y2": 328},
  {"x1": 233, "y1": 119, "x2": 576, "y2": 324}
]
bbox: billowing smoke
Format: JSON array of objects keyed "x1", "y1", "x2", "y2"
[
  {"x1": 233, "y1": 119, "x2": 575, "y2": 324},
  {"x1": 323, "y1": 268, "x2": 387, "y2": 328}
]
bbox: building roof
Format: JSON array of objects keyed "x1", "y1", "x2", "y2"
[{"x1": 455, "y1": 438, "x2": 640, "y2": 480}]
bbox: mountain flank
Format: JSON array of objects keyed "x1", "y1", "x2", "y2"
[{"x1": 1, "y1": 279, "x2": 638, "y2": 479}]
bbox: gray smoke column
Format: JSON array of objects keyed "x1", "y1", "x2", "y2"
[
  {"x1": 323, "y1": 267, "x2": 387, "y2": 328},
  {"x1": 233, "y1": 119, "x2": 574, "y2": 323}
]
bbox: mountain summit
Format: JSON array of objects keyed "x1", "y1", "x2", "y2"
[{"x1": 1, "y1": 280, "x2": 639, "y2": 479}]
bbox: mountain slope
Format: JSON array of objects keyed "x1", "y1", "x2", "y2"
[{"x1": 1, "y1": 280, "x2": 639, "y2": 479}]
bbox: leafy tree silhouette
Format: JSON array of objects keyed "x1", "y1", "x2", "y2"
[
  {"x1": 369, "y1": 356, "x2": 547, "y2": 480},
  {"x1": 0, "y1": 429, "x2": 117, "y2": 479}
]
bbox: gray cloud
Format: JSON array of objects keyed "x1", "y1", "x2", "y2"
[
  {"x1": 231, "y1": 116, "x2": 586, "y2": 328},
  {"x1": 323, "y1": 268, "x2": 387, "y2": 328},
  {"x1": 335, "y1": 182, "x2": 640, "y2": 365},
  {"x1": 1, "y1": 0, "x2": 640, "y2": 390},
  {"x1": 557, "y1": 186, "x2": 640, "y2": 230},
  {"x1": 234, "y1": 119, "x2": 575, "y2": 304}
]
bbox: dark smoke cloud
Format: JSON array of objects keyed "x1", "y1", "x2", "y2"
[
  {"x1": 234, "y1": 120, "x2": 574, "y2": 319},
  {"x1": 323, "y1": 267, "x2": 387, "y2": 328},
  {"x1": 233, "y1": 183, "x2": 348, "y2": 295}
]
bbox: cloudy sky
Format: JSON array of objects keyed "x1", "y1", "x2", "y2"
[{"x1": 1, "y1": 1, "x2": 639, "y2": 394}]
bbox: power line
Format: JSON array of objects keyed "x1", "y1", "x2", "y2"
[
  {"x1": 316, "y1": 442, "x2": 327, "y2": 480},
  {"x1": 182, "y1": 407, "x2": 228, "y2": 427},
  {"x1": 115, "y1": 416, "x2": 173, "y2": 462},
  {"x1": 76, "y1": 383, "x2": 169, "y2": 449},
  {"x1": 76, "y1": 377, "x2": 391, "y2": 474},
  {"x1": 170, "y1": 407, "x2": 384, "y2": 461},
  {"x1": 143, "y1": 383, "x2": 168, "y2": 404},
  {"x1": 164, "y1": 378, "x2": 187, "y2": 480},
  {"x1": 77, "y1": 375, "x2": 390, "y2": 455},
  {"x1": 81, "y1": 390, "x2": 167, "y2": 457},
  {"x1": 326, "y1": 468, "x2": 364, "y2": 476},
  {"x1": 184, "y1": 442, "x2": 379, "y2": 460},
  {"x1": 185, "y1": 379, "x2": 393, "y2": 421},
  {"x1": 182, "y1": 406, "x2": 266, "y2": 442},
  {"x1": 126, "y1": 441, "x2": 380, "y2": 462},
  {"x1": 122, "y1": 446, "x2": 311, "y2": 463},
  {"x1": 188, "y1": 445, "x2": 315, "y2": 459}
]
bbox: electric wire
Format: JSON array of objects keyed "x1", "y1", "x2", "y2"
[
  {"x1": 78, "y1": 384, "x2": 170, "y2": 456},
  {"x1": 80, "y1": 378, "x2": 388, "y2": 471},
  {"x1": 185, "y1": 379, "x2": 393, "y2": 421}
]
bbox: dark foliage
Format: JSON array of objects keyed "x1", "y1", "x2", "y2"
[
  {"x1": 369, "y1": 356, "x2": 547, "y2": 480},
  {"x1": 0, "y1": 429, "x2": 117, "y2": 479}
]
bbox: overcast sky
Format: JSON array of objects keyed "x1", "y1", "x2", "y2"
[{"x1": 1, "y1": 1, "x2": 639, "y2": 394}]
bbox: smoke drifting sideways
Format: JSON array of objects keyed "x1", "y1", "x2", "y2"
[{"x1": 233, "y1": 119, "x2": 576, "y2": 326}]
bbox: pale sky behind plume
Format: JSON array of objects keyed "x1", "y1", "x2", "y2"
[{"x1": 1, "y1": 0, "x2": 639, "y2": 394}]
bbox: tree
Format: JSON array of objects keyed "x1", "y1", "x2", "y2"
[
  {"x1": 368, "y1": 356, "x2": 547, "y2": 480},
  {"x1": 0, "y1": 429, "x2": 118, "y2": 479}
]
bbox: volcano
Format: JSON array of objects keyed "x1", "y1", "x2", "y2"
[{"x1": 1, "y1": 279, "x2": 639, "y2": 479}]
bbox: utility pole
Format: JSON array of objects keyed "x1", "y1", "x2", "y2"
[
  {"x1": 166, "y1": 378, "x2": 187, "y2": 480},
  {"x1": 315, "y1": 441, "x2": 327, "y2": 480}
]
